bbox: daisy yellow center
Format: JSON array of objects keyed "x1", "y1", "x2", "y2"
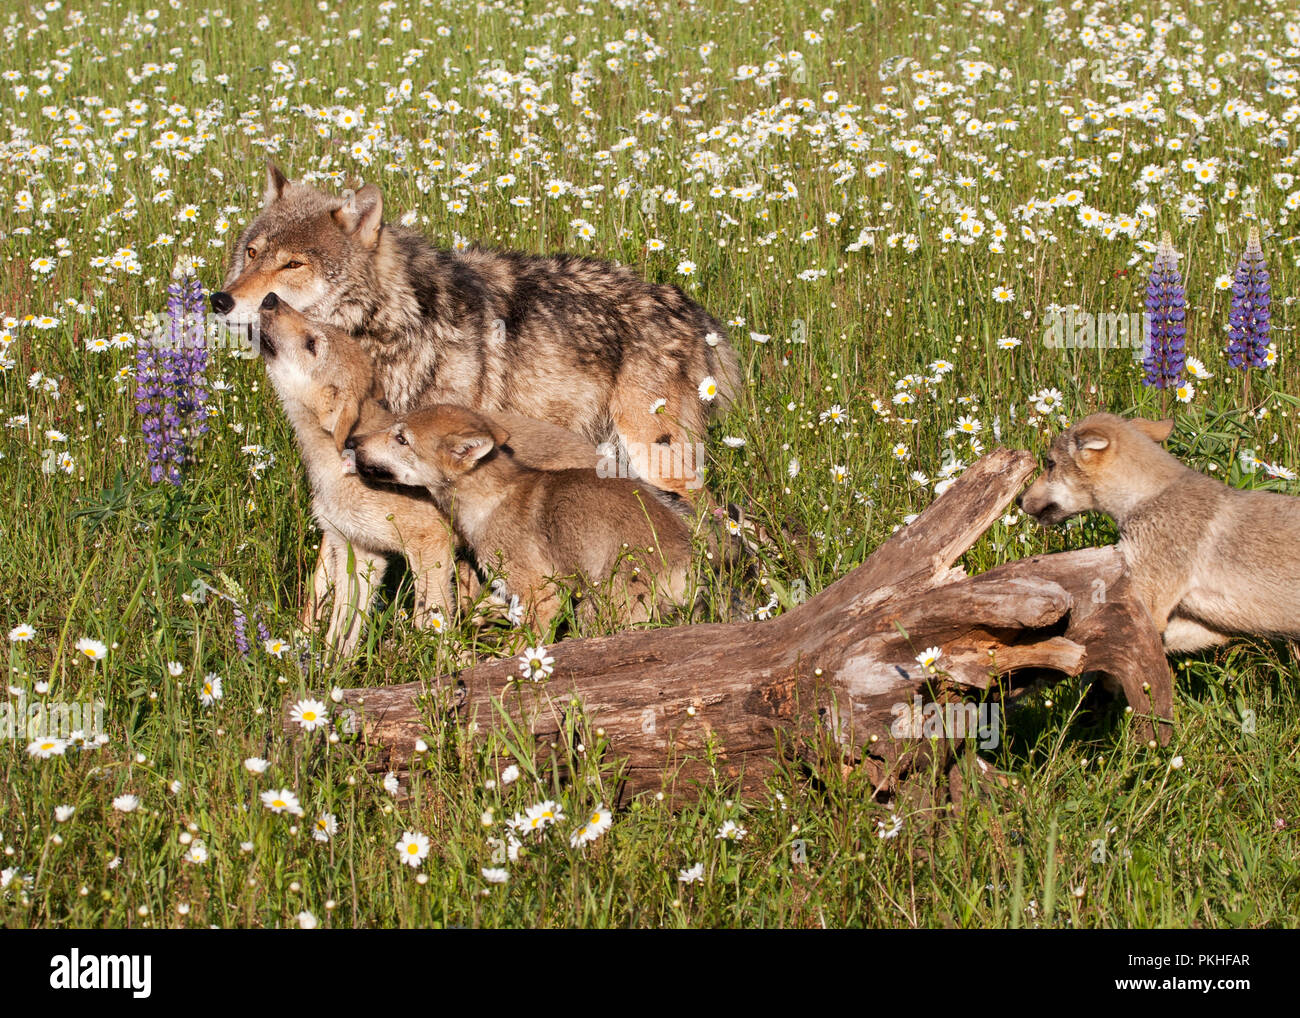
[
  {"x1": 273, "y1": 799, "x2": 285, "y2": 809},
  {"x1": 408, "y1": 844, "x2": 419, "y2": 854},
  {"x1": 41, "y1": 742, "x2": 54, "y2": 751},
  {"x1": 302, "y1": 710, "x2": 316, "y2": 721}
]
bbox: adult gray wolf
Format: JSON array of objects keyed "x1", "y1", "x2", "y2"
[
  {"x1": 212, "y1": 163, "x2": 739, "y2": 500},
  {"x1": 1019, "y1": 412, "x2": 1300, "y2": 653}
]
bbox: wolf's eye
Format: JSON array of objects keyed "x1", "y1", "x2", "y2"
[
  {"x1": 1045, "y1": 457, "x2": 1055, "y2": 470},
  {"x1": 394, "y1": 431, "x2": 408, "y2": 447},
  {"x1": 282, "y1": 260, "x2": 304, "y2": 270},
  {"x1": 246, "y1": 246, "x2": 257, "y2": 261},
  {"x1": 304, "y1": 335, "x2": 317, "y2": 355}
]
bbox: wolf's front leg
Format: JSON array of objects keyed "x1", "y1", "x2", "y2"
[
  {"x1": 325, "y1": 544, "x2": 388, "y2": 655},
  {"x1": 1162, "y1": 615, "x2": 1231, "y2": 654},
  {"x1": 408, "y1": 524, "x2": 456, "y2": 626},
  {"x1": 301, "y1": 530, "x2": 343, "y2": 629}
]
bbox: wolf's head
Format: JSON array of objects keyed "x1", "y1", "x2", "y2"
[
  {"x1": 211, "y1": 162, "x2": 385, "y2": 332},
  {"x1": 257, "y1": 292, "x2": 377, "y2": 452},
  {"x1": 350, "y1": 406, "x2": 510, "y2": 497},
  {"x1": 1019, "y1": 413, "x2": 1177, "y2": 527}
]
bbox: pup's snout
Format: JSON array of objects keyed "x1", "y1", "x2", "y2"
[
  {"x1": 210, "y1": 291, "x2": 235, "y2": 315},
  {"x1": 1015, "y1": 492, "x2": 1024, "y2": 510},
  {"x1": 343, "y1": 434, "x2": 358, "y2": 451},
  {"x1": 261, "y1": 292, "x2": 280, "y2": 311}
]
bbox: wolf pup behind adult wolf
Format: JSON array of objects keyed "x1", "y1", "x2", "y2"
[
  {"x1": 1020, "y1": 412, "x2": 1300, "y2": 653},
  {"x1": 257, "y1": 293, "x2": 600, "y2": 652},
  {"x1": 212, "y1": 163, "x2": 739, "y2": 499},
  {"x1": 350, "y1": 405, "x2": 693, "y2": 633}
]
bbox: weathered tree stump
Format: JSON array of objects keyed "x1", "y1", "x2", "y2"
[{"x1": 286, "y1": 448, "x2": 1174, "y2": 804}]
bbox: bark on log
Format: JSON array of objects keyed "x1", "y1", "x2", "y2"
[{"x1": 287, "y1": 448, "x2": 1174, "y2": 804}]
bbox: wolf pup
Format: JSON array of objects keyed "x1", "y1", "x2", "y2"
[
  {"x1": 350, "y1": 405, "x2": 693, "y2": 633},
  {"x1": 1020, "y1": 412, "x2": 1300, "y2": 653},
  {"x1": 257, "y1": 293, "x2": 599, "y2": 652},
  {"x1": 212, "y1": 163, "x2": 739, "y2": 499}
]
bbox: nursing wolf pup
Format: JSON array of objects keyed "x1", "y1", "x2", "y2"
[
  {"x1": 1020, "y1": 412, "x2": 1300, "y2": 653},
  {"x1": 212, "y1": 162, "x2": 739, "y2": 499},
  {"x1": 349, "y1": 405, "x2": 693, "y2": 633},
  {"x1": 257, "y1": 293, "x2": 599, "y2": 652}
]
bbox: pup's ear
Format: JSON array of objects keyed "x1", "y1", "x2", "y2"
[
  {"x1": 490, "y1": 421, "x2": 510, "y2": 450},
  {"x1": 447, "y1": 431, "x2": 498, "y2": 469},
  {"x1": 264, "y1": 161, "x2": 290, "y2": 207},
  {"x1": 334, "y1": 184, "x2": 383, "y2": 249},
  {"x1": 1130, "y1": 417, "x2": 1174, "y2": 444},
  {"x1": 1073, "y1": 429, "x2": 1110, "y2": 457},
  {"x1": 356, "y1": 395, "x2": 394, "y2": 435},
  {"x1": 319, "y1": 384, "x2": 363, "y2": 454}
]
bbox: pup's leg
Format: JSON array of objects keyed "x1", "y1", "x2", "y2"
[
  {"x1": 301, "y1": 530, "x2": 341, "y2": 629},
  {"x1": 325, "y1": 544, "x2": 388, "y2": 655},
  {"x1": 524, "y1": 585, "x2": 563, "y2": 636},
  {"x1": 407, "y1": 523, "x2": 456, "y2": 626},
  {"x1": 1162, "y1": 615, "x2": 1231, "y2": 654}
]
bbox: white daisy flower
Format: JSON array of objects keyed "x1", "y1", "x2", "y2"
[
  {"x1": 260, "y1": 788, "x2": 304, "y2": 816},
  {"x1": 74, "y1": 637, "x2": 107, "y2": 661},
  {"x1": 397, "y1": 830, "x2": 430, "y2": 868},
  {"x1": 290, "y1": 698, "x2": 329, "y2": 732},
  {"x1": 518, "y1": 645, "x2": 554, "y2": 682},
  {"x1": 678, "y1": 862, "x2": 705, "y2": 883}
]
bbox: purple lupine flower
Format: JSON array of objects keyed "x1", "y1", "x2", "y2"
[
  {"x1": 134, "y1": 271, "x2": 209, "y2": 484},
  {"x1": 134, "y1": 317, "x2": 166, "y2": 483},
  {"x1": 1226, "y1": 226, "x2": 1271, "y2": 370},
  {"x1": 233, "y1": 606, "x2": 250, "y2": 657},
  {"x1": 255, "y1": 613, "x2": 271, "y2": 646},
  {"x1": 1142, "y1": 231, "x2": 1186, "y2": 390}
]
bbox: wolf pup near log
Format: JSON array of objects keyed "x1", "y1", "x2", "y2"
[
  {"x1": 349, "y1": 405, "x2": 693, "y2": 633},
  {"x1": 257, "y1": 293, "x2": 599, "y2": 652},
  {"x1": 1019, "y1": 412, "x2": 1300, "y2": 653},
  {"x1": 212, "y1": 162, "x2": 739, "y2": 500}
]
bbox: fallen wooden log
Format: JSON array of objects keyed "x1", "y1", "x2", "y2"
[{"x1": 286, "y1": 448, "x2": 1174, "y2": 804}]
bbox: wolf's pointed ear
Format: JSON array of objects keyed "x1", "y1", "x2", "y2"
[
  {"x1": 1073, "y1": 430, "x2": 1110, "y2": 457},
  {"x1": 334, "y1": 184, "x2": 383, "y2": 249},
  {"x1": 264, "y1": 161, "x2": 290, "y2": 207},
  {"x1": 319, "y1": 384, "x2": 363, "y2": 453},
  {"x1": 1131, "y1": 417, "x2": 1174, "y2": 444},
  {"x1": 448, "y1": 432, "x2": 498, "y2": 469}
]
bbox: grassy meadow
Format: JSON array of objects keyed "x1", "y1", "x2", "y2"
[{"x1": 1, "y1": 0, "x2": 1299, "y2": 928}]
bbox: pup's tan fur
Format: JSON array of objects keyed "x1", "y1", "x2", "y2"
[
  {"x1": 1020, "y1": 412, "x2": 1300, "y2": 653},
  {"x1": 350, "y1": 405, "x2": 693, "y2": 633},
  {"x1": 256, "y1": 294, "x2": 598, "y2": 652}
]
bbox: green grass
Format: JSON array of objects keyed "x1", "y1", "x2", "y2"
[{"x1": 1, "y1": 0, "x2": 1299, "y2": 927}]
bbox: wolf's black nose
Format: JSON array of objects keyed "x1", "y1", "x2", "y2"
[
  {"x1": 343, "y1": 435, "x2": 358, "y2": 451},
  {"x1": 260, "y1": 292, "x2": 279, "y2": 311},
  {"x1": 210, "y1": 292, "x2": 234, "y2": 315}
]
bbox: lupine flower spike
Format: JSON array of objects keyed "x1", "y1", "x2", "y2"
[
  {"x1": 1142, "y1": 231, "x2": 1186, "y2": 390},
  {"x1": 1226, "y1": 226, "x2": 1271, "y2": 371},
  {"x1": 134, "y1": 272, "x2": 209, "y2": 484}
]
